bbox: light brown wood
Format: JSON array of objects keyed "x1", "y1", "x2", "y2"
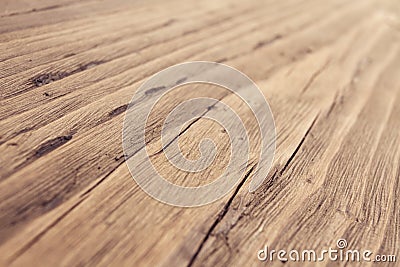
[{"x1": 0, "y1": 0, "x2": 399, "y2": 266}]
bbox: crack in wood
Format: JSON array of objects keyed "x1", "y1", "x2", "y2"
[
  {"x1": 280, "y1": 112, "x2": 320, "y2": 175},
  {"x1": 187, "y1": 165, "x2": 256, "y2": 267},
  {"x1": 187, "y1": 112, "x2": 320, "y2": 265}
]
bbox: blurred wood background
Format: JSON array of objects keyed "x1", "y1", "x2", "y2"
[{"x1": 0, "y1": 0, "x2": 399, "y2": 266}]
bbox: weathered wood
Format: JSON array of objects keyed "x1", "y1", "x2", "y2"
[{"x1": 0, "y1": 0, "x2": 399, "y2": 266}]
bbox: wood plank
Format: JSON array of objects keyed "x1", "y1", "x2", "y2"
[{"x1": 0, "y1": 0, "x2": 399, "y2": 266}]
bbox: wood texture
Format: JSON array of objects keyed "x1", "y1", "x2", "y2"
[{"x1": 0, "y1": 0, "x2": 399, "y2": 266}]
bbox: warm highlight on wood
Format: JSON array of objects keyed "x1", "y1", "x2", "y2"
[{"x1": 1, "y1": 0, "x2": 399, "y2": 266}]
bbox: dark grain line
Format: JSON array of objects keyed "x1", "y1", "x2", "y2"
[
  {"x1": 33, "y1": 135, "x2": 73, "y2": 158},
  {"x1": 301, "y1": 58, "x2": 330, "y2": 93},
  {"x1": 8, "y1": 195, "x2": 89, "y2": 263},
  {"x1": 1, "y1": 5, "x2": 63, "y2": 18}
]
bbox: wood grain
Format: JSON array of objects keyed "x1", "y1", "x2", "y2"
[{"x1": 0, "y1": 0, "x2": 399, "y2": 266}]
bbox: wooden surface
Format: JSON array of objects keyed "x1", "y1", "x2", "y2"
[{"x1": 1, "y1": 0, "x2": 400, "y2": 266}]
